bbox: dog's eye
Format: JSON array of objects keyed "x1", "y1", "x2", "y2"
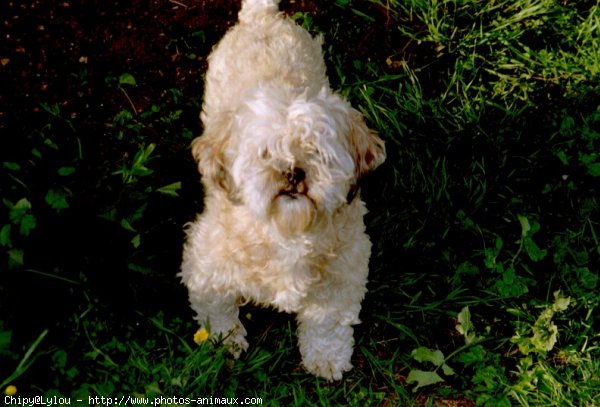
[
  {"x1": 312, "y1": 148, "x2": 328, "y2": 161},
  {"x1": 259, "y1": 149, "x2": 271, "y2": 160},
  {"x1": 306, "y1": 146, "x2": 321, "y2": 158}
]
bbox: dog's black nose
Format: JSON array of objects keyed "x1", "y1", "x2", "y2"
[{"x1": 285, "y1": 167, "x2": 305, "y2": 185}]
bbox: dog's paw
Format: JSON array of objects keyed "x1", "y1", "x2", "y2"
[
  {"x1": 204, "y1": 322, "x2": 249, "y2": 358},
  {"x1": 223, "y1": 332, "x2": 249, "y2": 358},
  {"x1": 302, "y1": 354, "x2": 352, "y2": 381}
]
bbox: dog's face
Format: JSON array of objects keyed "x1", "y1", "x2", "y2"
[{"x1": 193, "y1": 87, "x2": 385, "y2": 236}]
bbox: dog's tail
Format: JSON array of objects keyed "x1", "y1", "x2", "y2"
[{"x1": 239, "y1": 0, "x2": 280, "y2": 22}]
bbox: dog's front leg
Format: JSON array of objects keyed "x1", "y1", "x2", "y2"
[
  {"x1": 188, "y1": 291, "x2": 248, "y2": 357},
  {"x1": 296, "y1": 306, "x2": 358, "y2": 381}
]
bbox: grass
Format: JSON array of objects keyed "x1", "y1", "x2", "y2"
[{"x1": 1, "y1": 0, "x2": 599, "y2": 405}]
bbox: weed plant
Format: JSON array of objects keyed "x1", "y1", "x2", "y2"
[{"x1": 1, "y1": 0, "x2": 599, "y2": 406}]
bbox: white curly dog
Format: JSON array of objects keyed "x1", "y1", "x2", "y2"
[{"x1": 180, "y1": 0, "x2": 385, "y2": 380}]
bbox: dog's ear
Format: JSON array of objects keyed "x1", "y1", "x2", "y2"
[
  {"x1": 191, "y1": 113, "x2": 240, "y2": 201},
  {"x1": 348, "y1": 108, "x2": 386, "y2": 178}
]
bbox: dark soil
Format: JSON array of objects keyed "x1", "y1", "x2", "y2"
[{"x1": 0, "y1": 0, "x2": 398, "y2": 140}]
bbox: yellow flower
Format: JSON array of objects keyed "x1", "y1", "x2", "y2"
[
  {"x1": 4, "y1": 385, "x2": 17, "y2": 396},
  {"x1": 194, "y1": 328, "x2": 210, "y2": 343}
]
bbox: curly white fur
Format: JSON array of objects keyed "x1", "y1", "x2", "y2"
[{"x1": 179, "y1": 0, "x2": 385, "y2": 380}]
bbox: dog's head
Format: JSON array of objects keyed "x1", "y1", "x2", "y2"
[{"x1": 192, "y1": 87, "x2": 385, "y2": 236}]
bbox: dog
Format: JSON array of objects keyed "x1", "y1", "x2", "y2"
[{"x1": 179, "y1": 0, "x2": 385, "y2": 380}]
